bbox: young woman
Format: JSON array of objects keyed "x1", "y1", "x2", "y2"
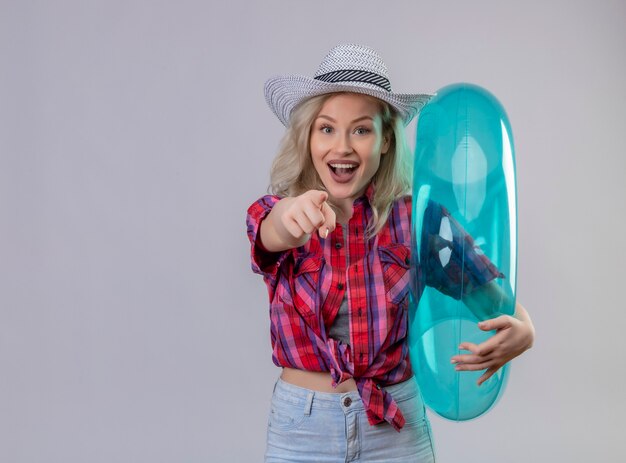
[{"x1": 247, "y1": 43, "x2": 535, "y2": 463}]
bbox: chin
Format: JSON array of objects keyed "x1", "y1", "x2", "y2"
[{"x1": 327, "y1": 187, "x2": 362, "y2": 204}]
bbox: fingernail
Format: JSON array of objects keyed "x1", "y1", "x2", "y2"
[
  {"x1": 450, "y1": 359, "x2": 457, "y2": 364},
  {"x1": 322, "y1": 227, "x2": 329, "y2": 239}
]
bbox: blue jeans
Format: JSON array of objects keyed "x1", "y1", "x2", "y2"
[{"x1": 264, "y1": 376, "x2": 436, "y2": 462}]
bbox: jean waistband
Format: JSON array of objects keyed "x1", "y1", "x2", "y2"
[{"x1": 272, "y1": 375, "x2": 419, "y2": 410}]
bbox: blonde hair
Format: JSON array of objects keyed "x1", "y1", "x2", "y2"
[{"x1": 269, "y1": 92, "x2": 412, "y2": 238}]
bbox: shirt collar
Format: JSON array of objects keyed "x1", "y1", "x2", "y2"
[{"x1": 354, "y1": 182, "x2": 376, "y2": 206}]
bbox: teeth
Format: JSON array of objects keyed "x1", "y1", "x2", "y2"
[{"x1": 329, "y1": 163, "x2": 357, "y2": 169}]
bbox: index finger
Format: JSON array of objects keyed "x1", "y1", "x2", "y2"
[
  {"x1": 308, "y1": 190, "x2": 329, "y2": 208},
  {"x1": 458, "y1": 340, "x2": 496, "y2": 357},
  {"x1": 319, "y1": 201, "x2": 336, "y2": 236}
]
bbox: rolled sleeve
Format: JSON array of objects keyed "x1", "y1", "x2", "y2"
[
  {"x1": 421, "y1": 200, "x2": 505, "y2": 300},
  {"x1": 246, "y1": 195, "x2": 289, "y2": 288}
]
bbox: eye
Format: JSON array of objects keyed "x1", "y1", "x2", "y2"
[
  {"x1": 354, "y1": 127, "x2": 371, "y2": 135},
  {"x1": 320, "y1": 125, "x2": 333, "y2": 134}
]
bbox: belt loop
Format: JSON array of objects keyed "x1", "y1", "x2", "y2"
[{"x1": 304, "y1": 391, "x2": 314, "y2": 415}]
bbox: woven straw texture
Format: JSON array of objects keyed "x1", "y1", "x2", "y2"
[{"x1": 264, "y1": 44, "x2": 434, "y2": 127}]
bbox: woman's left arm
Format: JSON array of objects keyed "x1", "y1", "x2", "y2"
[{"x1": 451, "y1": 302, "x2": 535, "y2": 385}]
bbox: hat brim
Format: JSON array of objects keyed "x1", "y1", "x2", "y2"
[{"x1": 264, "y1": 74, "x2": 435, "y2": 127}]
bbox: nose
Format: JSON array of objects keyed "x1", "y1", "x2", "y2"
[{"x1": 333, "y1": 132, "x2": 353, "y2": 155}]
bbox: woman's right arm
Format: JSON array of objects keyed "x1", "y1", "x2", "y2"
[{"x1": 259, "y1": 190, "x2": 336, "y2": 252}]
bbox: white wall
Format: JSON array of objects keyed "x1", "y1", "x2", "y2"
[{"x1": 1, "y1": 1, "x2": 624, "y2": 461}]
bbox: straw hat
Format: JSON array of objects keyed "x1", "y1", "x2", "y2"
[{"x1": 264, "y1": 43, "x2": 434, "y2": 127}]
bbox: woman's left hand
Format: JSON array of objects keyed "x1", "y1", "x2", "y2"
[{"x1": 450, "y1": 303, "x2": 535, "y2": 386}]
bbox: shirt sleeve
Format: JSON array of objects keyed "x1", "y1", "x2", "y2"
[
  {"x1": 420, "y1": 200, "x2": 505, "y2": 300},
  {"x1": 246, "y1": 195, "x2": 289, "y2": 289}
]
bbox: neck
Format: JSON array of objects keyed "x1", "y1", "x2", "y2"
[{"x1": 332, "y1": 199, "x2": 354, "y2": 224}]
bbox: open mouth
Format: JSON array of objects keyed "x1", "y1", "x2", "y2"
[
  {"x1": 329, "y1": 163, "x2": 358, "y2": 175},
  {"x1": 328, "y1": 161, "x2": 359, "y2": 183}
]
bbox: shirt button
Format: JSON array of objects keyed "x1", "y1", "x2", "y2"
[
  {"x1": 343, "y1": 397, "x2": 352, "y2": 407},
  {"x1": 337, "y1": 283, "x2": 344, "y2": 290},
  {"x1": 335, "y1": 242, "x2": 342, "y2": 249},
  {"x1": 376, "y1": 384, "x2": 382, "y2": 390}
]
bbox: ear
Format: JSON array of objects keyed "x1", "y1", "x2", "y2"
[{"x1": 381, "y1": 134, "x2": 391, "y2": 154}]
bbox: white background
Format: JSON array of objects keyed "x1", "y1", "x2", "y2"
[{"x1": 1, "y1": 1, "x2": 625, "y2": 461}]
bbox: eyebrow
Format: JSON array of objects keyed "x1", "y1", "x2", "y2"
[{"x1": 316, "y1": 115, "x2": 374, "y2": 123}]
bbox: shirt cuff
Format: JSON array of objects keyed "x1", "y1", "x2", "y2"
[{"x1": 246, "y1": 195, "x2": 288, "y2": 282}]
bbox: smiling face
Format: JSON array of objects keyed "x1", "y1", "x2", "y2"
[{"x1": 309, "y1": 93, "x2": 390, "y2": 218}]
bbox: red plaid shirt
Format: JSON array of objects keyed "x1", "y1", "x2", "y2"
[{"x1": 246, "y1": 185, "x2": 503, "y2": 431}]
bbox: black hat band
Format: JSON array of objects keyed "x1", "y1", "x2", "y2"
[{"x1": 314, "y1": 69, "x2": 392, "y2": 92}]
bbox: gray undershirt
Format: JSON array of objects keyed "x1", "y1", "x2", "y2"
[{"x1": 328, "y1": 295, "x2": 350, "y2": 345}]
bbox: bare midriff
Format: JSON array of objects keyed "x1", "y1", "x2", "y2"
[{"x1": 281, "y1": 367, "x2": 358, "y2": 393}]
